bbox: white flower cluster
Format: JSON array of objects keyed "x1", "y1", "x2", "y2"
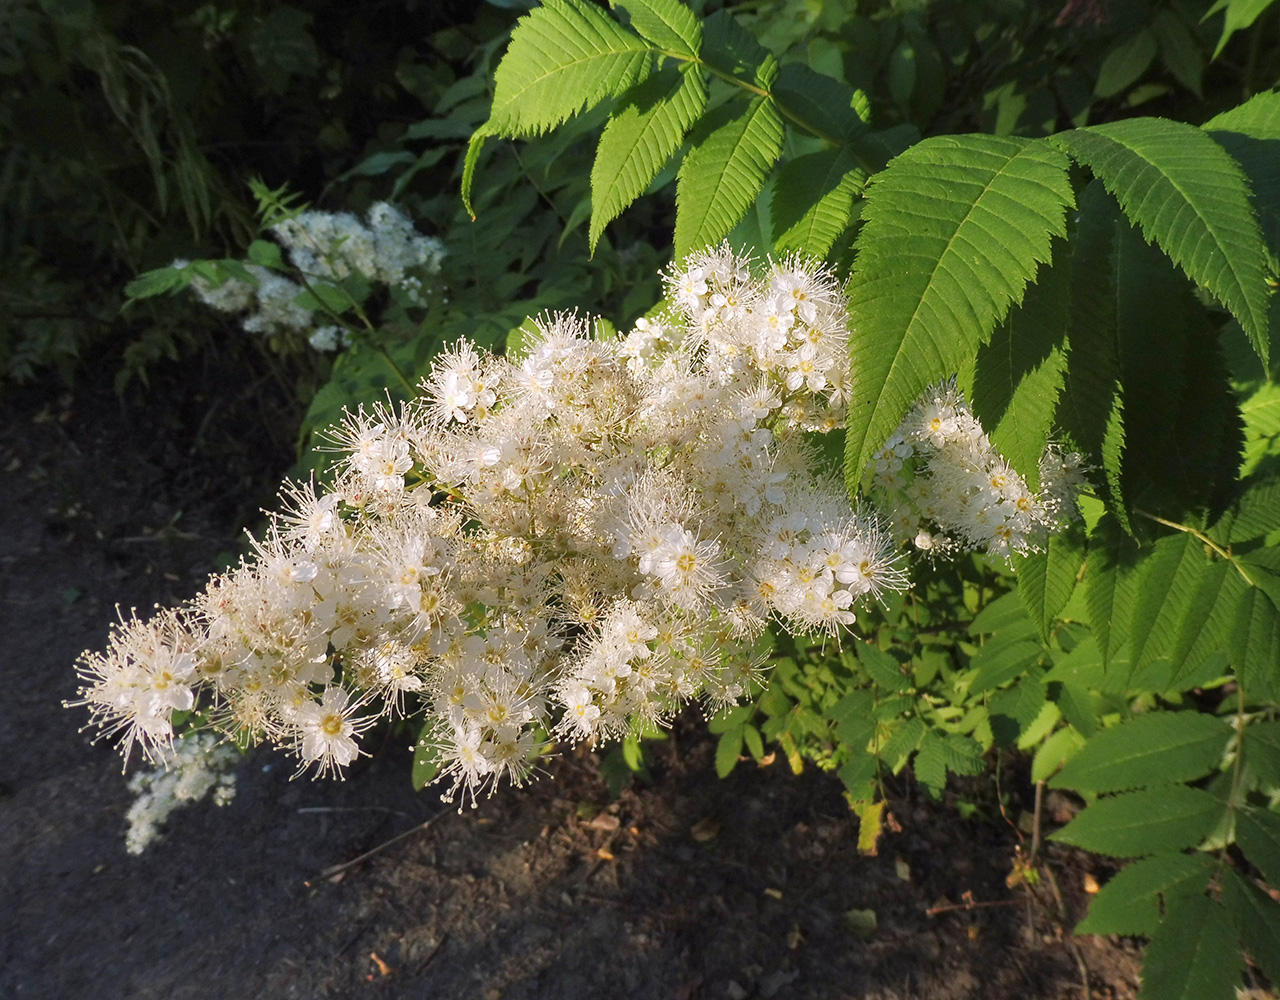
[
  {"x1": 74, "y1": 246, "x2": 909, "y2": 807},
  {"x1": 124, "y1": 733, "x2": 238, "y2": 854},
  {"x1": 180, "y1": 202, "x2": 445, "y2": 346},
  {"x1": 869, "y1": 382, "x2": 1088, "y2": 560}
]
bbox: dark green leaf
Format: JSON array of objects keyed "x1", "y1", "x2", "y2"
[
  {"x1": 1090, "y1": 519, "x2": 1141, "y2": 665},
  {"x1": 988, "y1": 678, "x2": 1049, "y2": 746},
  {"x1": 246, "y1": 240, "x2": 286, "y2": 270},
  {"x1": 1094, "y1": 29, "x2": 1158, "y2": 99},
  {"x1": 715, "y1": 727, "x2": 743, "y2": 777},
  {"x1": 1137, "y1": 894, "x2": 1242, "y2": 1000},
  {"x1": 1167, "y1": 561, "x2": 1248, "y2": 688},
  {"x1": 1057, "y1": 183, "x2": 1126, "y2": 515},
  {"x1": 858, "y1": 643, "x2": 914, "y2": 693},
  {"x1": 969, "y1": 590, "x2": 1037, "y2": 637},
  {"x1": 700, "y1": 9, "x2": 776, "y2": 89},
  {"x1": 880, "y1": 716, "x2": 926, "y2": 773},
  {"x1": 1235, "y1": 806, "x2": 1280, "y2": 886},
  {"x1": 1017, "y1": 522, "x2": 1087, "y2": 644},
  {"x1": 125, "y1": 267, "x2": 190, "y2": 300},
  {"x1": 1230, "y1": 584, "x2": 1280, "y2": 702},
  {"x1": 1243, "y1": 721, "x2": 1280, "y2": 786},
  {"x1": 1222, "y1": 868, "x2": 1280, "y2": 984},
  {"x1": 1076, "y1": 852, "x2": 1213, "y2": 936},
  {"x1": 968, "y1": 238, "x2": 1071, "y2": 489},
  {"x1": 771, "y1": 62, "x2": 866, "y2": 143},
  {"x1": 1051, "y1": 118, "x2": 1271, "y2": 368},
  {"x1": 830, "y1": 689, "x2": 876, "y2": 748},
  {"x1": 1127, "y1": 533, "x2": 1207, "y2": 673},
  {"x1": 1051, "y1": 786, "x2": 1224, "y2": 857},
  {"x1": 1204, "y1": 91, "x2": 1280, "y2": 258},
  {"x1": 942, "y1": 733, "x2": 987, "y2": 776},
  {"x1": 1051, "y1": 712, "x2": 1232, "y2": 793},
  {"x1": 1204, "y1": 0, "x2": 1275, "y2": 59},
  {"x1": 770, "y1": 147, "x2": 864, "y2": 258},
  {"x1": 1152, "y1": 12, "x2": 1204, "y2": 97},
  {"x1": 1211, "y1": 478, "x2": 1280, "y2": 544},
  {"x1": 969, "y1": 640, "x2": 1043, "y2": 698},
  {"x1": 913, "y1": 729, "x2": 948, "y2": 797},
  {"x1": 1049, "y1": 680, "x2": 1098, "y2": 737}
]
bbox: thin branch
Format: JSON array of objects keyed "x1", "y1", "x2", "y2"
[
  {"x1": 1133, "y1": 507, "x2": 1258, "y2": 587},
  {"x1": 304, "y1": 808, "x2": 449, "y2": 886}
]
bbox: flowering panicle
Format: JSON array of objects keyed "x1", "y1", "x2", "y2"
[
  {"x1": 179, "y1": 202, "x2": 445, "y2": 347},
  {"x1": 123, "y1": 733, "x2": 238, "y2": 854},
  {"x1": 74, "y1": 246, "x2": 1083, "y2": 808},
  {"x1": 868, "y1": 381, "x2": 1088, "y2": 560}
]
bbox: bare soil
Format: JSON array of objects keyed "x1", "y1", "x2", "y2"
[{"x1": 0, "y1": 360, "x2": 1145, "y2": 1000}]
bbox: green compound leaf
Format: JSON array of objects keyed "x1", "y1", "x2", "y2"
[
  {"x1": 942, "y1": 733, "x2": 987, "y2": 776},
  {"x1": 610, "y1": 0, "x2": 701, "y2": 58},
  {"x1": 968, "y1": 237, "x2": 1071, "y2": 489},
  {"x1": 1204, "y1": 92, "x2": 1280, "y2": 270},
  {"x1": 1016, "y1": 521, "x2": 1087, "y2": 645},
  {"x1": 1057, "y1": 183, "x2": 1126, "y2": 517},
  {"x1": 590, "y1": 65, "x2": 707, "y2": 251},
  {"x1": 125, "y1": 266, "x2": 191, "y2": 300},
  {"x1": 913, "y1": 729, "x2": 948, "y2": 798},
  {"x1": 913, "y1": 731, "x2": 985, "y2": 798},
  {"x1": 1222, "y1": 868, "x2": 1280, "y2": 984},
  {"x1": 1235, "y1": 805, "x2": 1280, "y2": 886},
  {"x1": 858, "y1": 642, "x2": 914, "y2": 693},
  {"x1": 1137, "y1": 894, "x2": 1242, "y2": 1000},
  {"x1": 488, "y1": 0, "x2": 652, "y2": 137},
  {"x1": 1051, "y1": 786, "x2": 1225, "y2": 857},
  {"x1": 1085, "y1": 513, "x2": 1143, "y2": 665},
  {"x1": 1076, "y1": 852, "x2": 1214, "y2": 936},
  {"x1": 1244, "y1": 720, "x2": 1280, "y2": 786},
  {"x1": 1051, "y1": 118, "x2": 1272, "y2": 369},
  {"x1": 1210, "y1": 478, "x2": 1280, "y2": 544},
  {"x1": 968, "y1": 638, "x2": 1043, "y2": 698},
  {"x1": 969, "y1": 589, "x2": 1037, "y2": 637},
  {"x1": 770, "y1": 146, "x2": 864, "y2": 258},
  {"x1": 771, "y1": 61, "x2": 867, "y2": 144},
  {"x1": 1166, "y1": 561, "x2": 1248, "y2": 689},
  {"x1": 843, "y1": 135, "x2": 1074, "y2": 484},
  {"x1": 1051, "y1": 712, "x2": 1232, "y2": 793},
  {"x1": 699, "y1": 9, "x2": 776, "y2": 89},
  {"x1": 880, "y1": 716, "x2": 926, "y2": 773},
  {"x1": 1126, "y1": 533, "x2": 1208, "y2": 674},
  {"x1": 674, "y1": 96, "x2": 784, "y2": 258}
]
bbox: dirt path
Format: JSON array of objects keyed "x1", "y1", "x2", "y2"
[{"x1": 0, "y1": 369, "x2": 1143, "y2": 1000}]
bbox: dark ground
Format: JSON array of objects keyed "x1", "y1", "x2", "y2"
[{"x1": 0, "y1": 358, "x2": 1148, "y2": 1000}]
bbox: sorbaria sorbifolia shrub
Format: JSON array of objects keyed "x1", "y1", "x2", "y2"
[{"x1": 72, "y1": 246, "x2": 1082, "y2": 805}]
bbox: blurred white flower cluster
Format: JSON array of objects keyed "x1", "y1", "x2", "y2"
[
  {"x1": 869, "y1": 381, "x2": 1087, "y2": 559},
  {"x1": 74, "y1": 246, "x2": 1083, "y2": 808},
  {"x1": 179, "y1": 202, "x2": 445, "y2": 348},
  {"x1": 124, "y1": 733, "x2": 238, "y2": 854}
]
